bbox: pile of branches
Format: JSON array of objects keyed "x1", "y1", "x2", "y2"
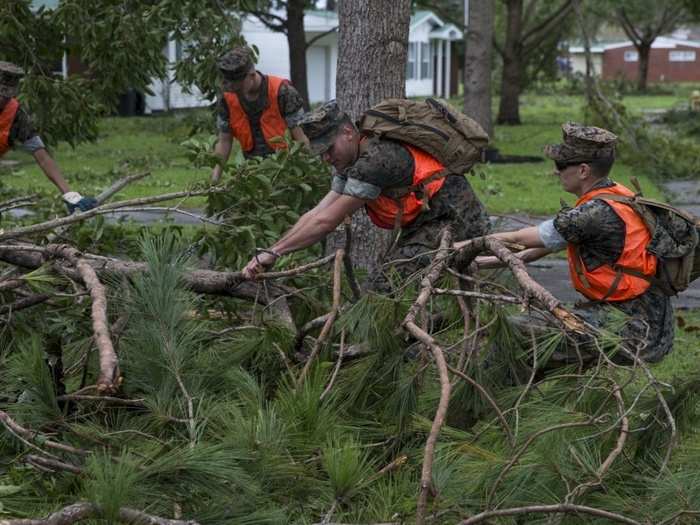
[{"x1": 0, "y1": 180, "x2": 697, "y2": 525}]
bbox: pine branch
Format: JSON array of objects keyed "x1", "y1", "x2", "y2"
[
  {"x1": 0, "y1": 502, "x2": 200, "y2": 525},
  {"x1": 459, "y1": 503, "x2": 641, "y2": 525},
  {"x1": 403, "y1": 228, "x2": 453, "y2": 525},
  {"x1": 297, "y1": 248, "x2": 344, "y2": 387}
]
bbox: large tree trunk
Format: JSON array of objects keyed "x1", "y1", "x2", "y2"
[
  {"x1": 637, "y1": 42, "x2": 651, "y2": 92},
  {"x1": 286, "y1": 0, "x2": 310, "y2": 109},
  {"x1": 330, "y1": 0, "x2": 411, "y2": 272},
  {"x1": 463, "y1": 0, "x2": 494, "y2": 137},
  {"x1": 497, "y1": 0, "x2": 523, "y2": 125}
]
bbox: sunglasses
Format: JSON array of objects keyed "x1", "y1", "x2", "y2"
[{"x1": 555, "y1": 161, "x2": 582, "y2": 171}]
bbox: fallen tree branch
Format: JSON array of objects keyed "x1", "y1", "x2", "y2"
[
  {"x1": 459, "y1": 503, "x2": 641, "y2": 525},
  {"x1": 0, "y1": 502, "x2": 200, "y2": 525},
  {"x1": 0, "y1": 187, "x2": 226, "y2": 242},
  {"x1": 0, "y1": 293, "x2": 51, "y2": 315},
  {"x1": 298, "y1": 249, "x2": 344, "y2": 387},
  {"x1": 402, "y1": 229, "x2": 453, "y2": 525},
  {"x1": 0, "y1": 411, "x2": 87, "y2": 459},
  {"x1": 95, "y1": 172, "x2": 151, "y2": 204}
]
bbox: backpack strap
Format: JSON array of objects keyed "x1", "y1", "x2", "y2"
[{"x1": 589, "y1": 193, "x2": 658, "y2": 233}]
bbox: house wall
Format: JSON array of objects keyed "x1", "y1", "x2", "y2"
[
  {"x1": 570, "y1": 53, "x2": 602, "y2": 76},
  {"x1": 603, "y1": 44, "x2": 700, "y2": 82},
  {"x1": 406, "y1": 22, "x2": 434, "y2": 97}
]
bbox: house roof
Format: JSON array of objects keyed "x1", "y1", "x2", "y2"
[
  {"x1": 411, "y1": 10, "x2": 444, "y2": 29},
  {"x1": 569, "y1": 36, "x2": 700, "y2": 54}
]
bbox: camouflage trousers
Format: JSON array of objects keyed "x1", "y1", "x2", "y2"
[
  {"x1": 367, "y1": 174, "x2": 490, "y2": 294},
  {"x1": 504, "y1": 286, "x2": 675, "y2": 373}
]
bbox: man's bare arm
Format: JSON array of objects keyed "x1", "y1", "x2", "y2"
[
  {"x1": 33, "y1": 148, "x2": 70, "y2": 194},
  {"x1": 275, "y1": 190, "x2": 342, "y2": 246},
  {"x1": 271, "y1": 194, "x2": 365, "y2": 255},
  {"x1": 211, "y1": 132, "x2": 233, "y2": 183}
]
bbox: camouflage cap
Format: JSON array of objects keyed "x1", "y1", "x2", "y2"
[
  {"x1": 217, "y1": 47, "x2": 255, "y2": 81},
  {"x1": 544, "y1": 122, "x2": 617, "y2": 164},
  {"x1": 300, "y1": 100, "x2": 349, "y2": 155},
  {"x1": 0, "y1": 61, "x2": 24, "y2": 98}
]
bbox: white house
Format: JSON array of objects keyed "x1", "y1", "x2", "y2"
[{"x1": 146, "y1": 9, "x2": 463, "y2": 112}]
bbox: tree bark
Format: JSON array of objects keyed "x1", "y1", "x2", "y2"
[
  {"x1": 464, "y1": 0, "x2": 494, "y2": 137},
  {"x1": 287, "y1": 0, "x2": 311, "y2": 109},
  {"x1": 637, "y1": 42, "x2": 651, "y2": 92},
  {"x1": 332, "y1": 0, "x2": 411, "y2": 272},
  {"x1": 497, "y1": 0, "x2": 523, "y2": 125}
]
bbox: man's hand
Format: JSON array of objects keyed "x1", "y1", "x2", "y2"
[
  {"x1": 241, "y1": 250, "x2": 279, "y2": 279},
  {"x1": 62, "y1": 192, "x2": 98, "y2": 214}
]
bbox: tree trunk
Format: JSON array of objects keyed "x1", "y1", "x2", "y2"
[
  {"x1": 496, "y1": 0, "x2": 523, "y2": 125},
  {"x1": 331, "y1": 0, "x2": 411, "y2": 272},
  {"x1": 286, "y1": 0, "x2": 311, "y2": 109},
  {"x1": 637, "y1": 42, "x2": 651, "y2": 92},
  {"x1": 463, "y1": 0, "x2": 494, "y2": 137}
]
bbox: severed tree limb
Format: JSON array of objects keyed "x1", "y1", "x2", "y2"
[
  {"x1": 48, "y1": 245, "x2": 120, "y2": 394},
  {"x1": 459, "y1": 503, "x2": 641, "y2": 525},
  {"x1": 24, "y1": 455, "x2": 83, "y2": 475},
  {"x1": 76, "y1": 259, "x2": 120, "y2": 394},
  {"x1": 297, "y1": 249, "x2": 344, "y2": 387},
  {"x1": 0, "y1": 243, "x2": 294, "y2": 323},
  {"x1": 0, "y1": 502, "x2": 200, "y2": 525},
  {"x1": 0, "y1": 410, "x2": 88, "y2": 458},
  {"x1": 454, "y1": 237, "x2": 585, "y2": 333},
  {"x1": 95, "y1": 172, "x2": 151, "y2": 205},
  {"x1": 402, "y1": 229, "x2": 452, "y2": 525},
  {"x1": 0, "y1": 293, "x2": 51, "y2": 315},
  {"x1": 0, "y1": 187, "x2": 227, "y2": 242}
]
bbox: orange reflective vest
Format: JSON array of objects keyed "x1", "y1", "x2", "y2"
[
  {"x1": 0, "y1": 98, "x2": 20, "y2": 157},
  {"x1": 223, "y1": 75, "x2": 289, "y2": 153},
  {"x1": 366, "y1": 144, "x2": 446, "y2": 229},
  {"x1": 567, "y1": 183, "x2": 657, "y2": 302}
]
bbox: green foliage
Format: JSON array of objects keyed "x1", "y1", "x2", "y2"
[
  {"x1": 0, "y1": 0, "x2": 244, "y2": 146},
  {"x1": 186, "y1": 135, "x2": 329, "y2": 267}
]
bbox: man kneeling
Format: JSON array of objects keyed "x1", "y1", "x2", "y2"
[{"x1": 485, "y1": 122, "x2": 674, "y2": 366}]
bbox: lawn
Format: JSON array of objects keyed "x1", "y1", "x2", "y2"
[{"x1": 0, "y1": 91, "x2": 687, "y2": 216}]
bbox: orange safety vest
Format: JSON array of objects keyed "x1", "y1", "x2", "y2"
[
  {"x1": 0, "y1": 98, "x2": 20, "y2": 157},
  {"x1": 366, "y1": 144, "x2": 446, "y2": 229},
  {"x1": 567, "y1": 183, "x2": 657, "y2": 302},
  {"x1": 223, "y1": 75, "x2": 289, "y2": 153}
]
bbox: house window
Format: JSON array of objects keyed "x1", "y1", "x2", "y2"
[
  {"x1": 420, "y1": 42, "x2": 432, "y2": 79},
  {"x1": 624, "y1": 50, "x2": 638, "y2": 62},
  {"x1": 669, "y1": 50, "x2": 696, "y2": 62},
  {"x1": 407, "y1": 42, "x2": 417, "y2": 80}
]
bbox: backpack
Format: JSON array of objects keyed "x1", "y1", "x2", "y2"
[
  {"x1": 591, "y1": 191, "x2": 700, "y2": 296},
  {"x1": 358, "y1": 98, "x2": 489, "y2": 177}
]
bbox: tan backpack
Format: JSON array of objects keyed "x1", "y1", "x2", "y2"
[
  {"x1": 591, "y1": 192, "x2": 700, "y2": 296},
  {"x1": 358, "y1": 98, "x2": 489, "y2": 176}
]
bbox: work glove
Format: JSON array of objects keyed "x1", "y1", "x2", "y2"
[{"x1": 62, "y1": 192, "x2": 98, "y2": 214}]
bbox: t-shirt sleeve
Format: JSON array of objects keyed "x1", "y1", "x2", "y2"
[
  {"x1": 216, "y1": 95, "x2": 230, "y2": 134},
  {"x1": 278, "y1": 82, "x2": 305, "y2": 128},
  {"x1": 9, "y1": 107, "x2": 45, "y2": 153},
  {"x1": 338, "y1": 139, "x2": 414, "y2": 201},
  {"x1": 553, "y1": 200, "x2": 622, "y2": 245},
  {"x1": 537, "y1": 219, "x2": 568, "y2": 251}
]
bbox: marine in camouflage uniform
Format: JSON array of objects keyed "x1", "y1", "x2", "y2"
[
  {"x1": 240, "y1": 100, "x2": 490, "y2": 286},
  {"x1": 0, "y1": 61, "x2": 96, "y2": 213},
  {"x1": 211, "y1": 47, "x2": 307, "y2": 181},
  {"x1": 490, "y1": 122, "x2": 674, "y2": 366}
]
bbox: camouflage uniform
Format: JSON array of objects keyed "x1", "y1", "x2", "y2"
[
  {"x1": 216, "y1": 47, "x2": 305, "y2": 158},
  {"x1": 0, "y1": 61, "x2": 45, "y2": 154},
  {"x1": 301, "y1": 101, "x2": 490, "y2": 291},
  {"x1": 528, "y1": 123, "x2": 674, "y2": 365}
]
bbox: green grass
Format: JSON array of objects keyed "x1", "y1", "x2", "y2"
[
  {"x1": 0, "y1": 113, "x2": 211, "y2": 208},
  {"x1": 0, "y1": 92, "x2": 686, "y2": 216},
  {"x1": 467, "y1": 92, "x2": 671, "y2": 215}
]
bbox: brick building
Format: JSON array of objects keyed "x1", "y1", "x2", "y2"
[{"x1": 569, "y1": 37, "x2": 700, "y2": 83}]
